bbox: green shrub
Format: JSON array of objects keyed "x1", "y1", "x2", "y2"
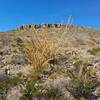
[
  {"x1": 19, "y1": 68, "x2": 44, "y2": 100},
  {"x1": 88, "y1": 47, "x2": 100, "y2": 55},
  {"x1": 0, "y1": 73, "x2": 23, "y2": 100},
  {"x1": 65, "y1": 59, "x2": 100, "y2": 100}
]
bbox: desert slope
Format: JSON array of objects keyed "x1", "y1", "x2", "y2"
[{"x1": 0, "y1": 25, "x2": 100, "y2": 100}]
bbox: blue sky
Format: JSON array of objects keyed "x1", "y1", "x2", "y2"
[{"x1": 0, "y1": 0, "x2": 100, "y2": 31}]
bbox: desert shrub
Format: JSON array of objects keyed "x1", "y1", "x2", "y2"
[
  {"x1": 16, "y1": 30, "x2": 64, "y2": 100},
  {"x1": 65, "y1": 59, "x2": 100, "y2": 100},
  {"x1": 88, "y1": 46, "x2": 100, "y2": 55},
  {"x1": 16, "y1": 37, "x2": 23, "y2": 44},
  {"x1": 16, "y1": 30, "x2": 60, "y2": 71},
  {"x1": 19, "y1": 68, "x2": 45, "y2": 100},
  {"x1": 19, "y1": 67, "x2": 65, "y2": 100},
  {"x1": 0, "y1": 73, "x2": 23, "y2": 100}
]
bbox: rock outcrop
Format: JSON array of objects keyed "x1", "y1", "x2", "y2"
[{"x1": 17, "y1": 24, "x2": 65, "y2": 31}]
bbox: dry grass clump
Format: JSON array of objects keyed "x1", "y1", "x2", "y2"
[
  {"x1": 16, "y1": 22, "x2": 73, "y2": 70},
  {"x1": 16, "y1": 30, "x2": 61, "y2": 70}
]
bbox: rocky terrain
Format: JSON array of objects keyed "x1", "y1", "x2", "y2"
[{"x1": 0, "y1": 24, "x2": 100, "y2": 100}]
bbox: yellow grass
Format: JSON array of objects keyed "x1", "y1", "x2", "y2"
[{"x1": 21, "y1": 30, "x2": 61, "y2": 70}]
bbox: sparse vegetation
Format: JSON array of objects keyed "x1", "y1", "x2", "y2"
[
  {"x1": 0, "y1": 73, "x2": 23, "y2": 100},
  {"x1": 16, "y1": 30, "x2": 60, "y2": 70},
  {"x1": 65, "y1": 59, "x2": 100, "y2": 100},
  {"x1": 88, "y1": 46, "x2": 100, "y2": 55},
  {"x1": 0, "y1": 25, "x2": 100, "y2": 100}
]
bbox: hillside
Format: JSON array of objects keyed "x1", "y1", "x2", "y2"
[{"x1": 0, "y1": 24, "x2": 100, "y2": 100}]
